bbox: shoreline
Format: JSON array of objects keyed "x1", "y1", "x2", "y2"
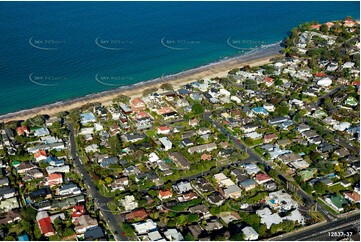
[{"x1": 0, "y1": 42, "x2": 283, "y2": 123}]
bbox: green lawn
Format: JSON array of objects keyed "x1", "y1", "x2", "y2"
[
  {"x1": 328, "y1": 183, "x2": 347, "y2": 194},
  {"x1": 145, "y1": 129, "x2": 157, "y2": 138},
  {"x1": 316, "y1": 198, "x2": 338, "y2": 215}
]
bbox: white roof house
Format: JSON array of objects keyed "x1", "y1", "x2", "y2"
[
  {"x1": 80, "y1": 112, "x2": 97, "y2": 125},
  {"x1": 85, "y1": 144, "x2": 99, "y2": 153},
  {"x1": 342, "y1": 62, "x2": 355, "y2": 69},
  {"x1": 242, "y1": 226, "x2": 259, "y2": 241},
  {"x1": 224, "y1": 185, "x2": 242, "y2": 199},
  {"x1": 214, "y1": 173, "x2": 228, "y2": 183},
  {"x1": 0, "y1": 197, "x2": 19, "y2": 212},
  {"x1": 121, "y1": 195, "x2": 138, "y2": 211},
  {"x1": 46, "y1": 165, "x2": 70, "y2": 174},
  {"x1": 285, "y1": 209, "x2": 305, "y2": 225},
  {"x1": 243, "y1": 163, "x2": 261, "y2": 175},
  {"x1": 266, "y1": 190, "x2": 298, "y2": 211},
  {"x1": 256, "y1": 207, "x2": 283, "y2": 229},
  {"x1": 94, "y1": 123, "x2": 104, "y2": 132},
  {"x1": 80, "y1": 128, "x2": 94, "y2": 135},
  {"x1": 173, "y1": 181, "x2": 192, "y2": 194},
  {"x1": 149, "y1": 152, "x2": 160, "y2": 163},
  {"x1": 132, "y1": 219, "x2": 158, "y2": 235},
  {"x1": 147, "y1": 231, "x2": 164, "y2": 241},
  {"x1": 34, "y1": 128, "x2": 50, "y2": 137},
  {"x1": 245, "y1": 132, "x2": 263, "y2": 140},
  {"x1": 163, "y1": 229, "x2": 184, "y2": 241},
  {"x1": 159, "y1": 137, "x2": 172, "y2": 151},
  {"x1": 317, "y1": 77, "x2": 332, "y2": 87},
  {"x1": 220, "y1": 178, "x2": 236, "y2": 188},
  {"x1": 230, "y1": 96, "x2": 241, "y2": 104},
  {"x1": 333, "y1": 122, "x2": 351, "y2": 131}
]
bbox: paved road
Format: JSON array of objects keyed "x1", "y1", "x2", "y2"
[
  {"x1": 277, "y1": 212, "x2": 360, "y2": 241},
  {"x1": 305, "y1": 117, "x2": 359, "y2": 154},
  {"x1": 203, "y1": 112, "x2": 337, "y2": 221},
  {"x1": 68, "y1": 122, "x2": 128, "y2": 241}
]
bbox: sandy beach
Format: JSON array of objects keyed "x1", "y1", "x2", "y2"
[{"x1": 0, "y1": 44, "x2": 283, "y2": 123}]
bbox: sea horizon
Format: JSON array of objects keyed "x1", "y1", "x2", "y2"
[{"x1": 0, "y1": 1, "x2": 359, "y2": 116}]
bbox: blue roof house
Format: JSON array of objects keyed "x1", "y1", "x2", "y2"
[{"x1": 252, "y1": 107, "x2": 269, "y2": 116}]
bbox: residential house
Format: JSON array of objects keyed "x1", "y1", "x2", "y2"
[
  {"x1": 125, "y1": 208, "x2": 148, "y2": 221},
  {"x1": 222, "y1": 185, "x2": 242, "y2": 199},
  {"x1": 36, "y1": 212, "x2": 54, "y2": 237},
  {"x1": 84, "y1": 226, "x2": 105, "y2": 241},
  {"x1": 188, "y1": 143, "x2": 217, "y2": 154},
  {"x1": 163, "y1": 229, "x2": 184, "y2": 241},
  {"x1": 255, "y1": 173, "x2": 272, "y2": 184},
  {"x1": 158, "y1": 190, "x2": 173, "y2": 201},
  {"x1": 0, "y1": 197, "x2": 19, "y2": 212},
  {"x1": 130, "y1": 98, "x2": 146, "y2": 112},
  {"x1": 0, "y1": 187, "x2": 16, "y2": 200},
  {"x1": 173, "y1": 182, "x2": 192, "y2": 194},
  {"x1": 72, "y1": 205, "x2": 86, "y2": 222},
  {"x1": 344, "y1": 191, "x2": 360, "y2": 203},
  {"x1": 189, "y1": 204, "x2": 210, "y2": 219},
  {"x1": 242, "y1": 226, "x2": 259, "y2": 241},
  {"x1": 16, "y1": 126, "x2": 29, "y2": 136},
  {"x1": 80, "y1": 112, "x2": 97, "y2": 125},
  {"x1": 157, "y1": 126, "x2": 170, "y2": 135},
  {"x1": 264, "y1": 133, "x2": 278, "y2": 143},
  {"x1": 110, "y1": 177, "x2": 129, "y2": 191},
  {"x1": 121, "y1": 195, "x2": 138, "y2": 211},
  {"x1": 47, "y1": 173, "x2": 63, "y2": 187},
  {"x1": 207, "y1": 192, "x2": 224, "y2": 206},
  {"x1": 58, "y1": 183, "x2": 81, "y2": 196},
  {"x1": 159, "y1": 137, "x2": 172, "y2": 151},
  {"x1": 0, "y1": 210, "x2": 21, "y2": 224},
  {"x1": 240, "y1": 179, "x2": 257, "y2": 191},
  {"x1": 256, "y1": 207, "x2": 283, "y2": 229},
  {"x1": 132, "y1": 219, "x2": 157, "y2": 235},
  {"x1": 324, "y1": 194, "x2": 347, "y2": 212},
  {"x1": 74, "y1": 215, "x2": 98, "y2": 234}
]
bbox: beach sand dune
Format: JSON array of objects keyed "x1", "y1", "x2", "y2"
[{"x1": 0, "y1": 44, "x2": 283, "y2": 123}]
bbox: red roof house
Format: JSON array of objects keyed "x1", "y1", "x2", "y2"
[
  {"x1": 182, "y1": 191, "x2": 198, "y2": 201},
  {"x1": 48, "y1": 173, "x2": 63, "y2": 187},
  {"x1": 16, "y1": 126, "x2": 29, "y2": 136},
  {"x1": 315, "y1": 72, "x2": 327, "y2": 77},
  {"x1": 72, "y1": 205, "x2": 86, "y2": 221},
  {"x1": 34, "y1": 150, "x2": 47, "y2": 162},
  {"x1": 125, "y1": 208, "x2": 148, "y2": 221},
  {"x1": 159, "y1": 190, "x2": 173, "y2": 201},
  {"x1": 130, "y1": 98, "x2": 146, "y2": 112},
  {"x1": 264, "y1": 134, "x2": 278, "y2": 143},
  {"x1": 201, "y1": 154, "x2": 212, "y2": 161},
  {"x1": 311, "y1": 24, "x2": 321, "y2": 30},
  {"x1": 157, "y1": 126, "x2": 170, "y2": 135},
  {"x1": 255, "y1": 173, "x2": 272, "y2": 184},
  {"x1": 265, "y1": 77, "x2": 274, "y2": 86},
  {"x1": 344, "y1": 191, "x2": 360, "y2": 203},
  {"x1": 38, "y1": 217, "x2": 55, "y2": 237}
]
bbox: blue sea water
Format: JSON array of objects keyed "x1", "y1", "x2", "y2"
[{"x1": 0, "y1": 1, "x2": 359, "y2": 115}]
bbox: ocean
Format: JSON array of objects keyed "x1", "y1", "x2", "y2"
[{"x1": 0, "y1": 1, "x2": 359, "y2": 115}]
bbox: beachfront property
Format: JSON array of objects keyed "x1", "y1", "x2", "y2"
[{"x1": 0, "y1": 16, "x2": 359, "y2": 241}]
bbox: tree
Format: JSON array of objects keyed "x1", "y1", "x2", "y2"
[
  {"x1": 104, "y1": 177, "x2": 113, "y2": 184},
  {"x1": 320, "y1": 24, "x2": 329, "y2": 34},
  {"x1": 142, "y1": 87, "x2": 158, "y2": 97},
  {"x1": 160, "y1": 83, "x2": 173, "y2": 91},
  {"x1": 314, "y1": 182, "x2": 327, "y2": 195},
  {"x1": 109, "y1": 135, "x2": 122, "y2": 155},
  {"x1": 192, "y1": 102, "x2": 205, "y2": 115},
  {"x1": 114, "y1": 94, "x2": 130, "y2": 104}
]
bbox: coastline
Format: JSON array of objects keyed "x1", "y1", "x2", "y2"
[{"x1": 0, "y1": 42, "x2": 283, "y2": 123}]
